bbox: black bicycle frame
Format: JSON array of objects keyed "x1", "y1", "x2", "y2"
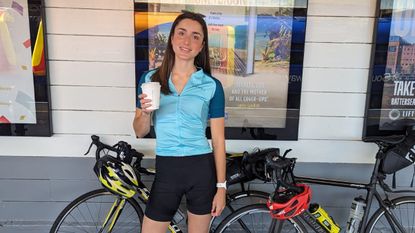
[{"x1": 294, "y1": 149, "x2": 410, "y2": 233}]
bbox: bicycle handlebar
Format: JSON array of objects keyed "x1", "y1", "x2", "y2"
[
  {"x1": 84, "y1": 135, "x2": 144, "y2": 169},
  {"x1": 265, "y1": 153, "x2": 303, "y2": 193}
]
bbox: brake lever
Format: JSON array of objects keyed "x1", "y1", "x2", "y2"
[
  {"x1": 84, "y1": 142, "x2": 94, "y2": 156},
  {"x1": 282, "y1": 149, "x2": 292, "y2": 158}
]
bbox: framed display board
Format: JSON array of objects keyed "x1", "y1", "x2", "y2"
[
  {"x1": 364, "y1": 0, "x2": 415, "y2": 137},
  {"x1": 134, "y1": 0, "x2": 307, "y2": 140},
  {"x1": 0, "y1": 0, "x2": 52, "y2": 136}
]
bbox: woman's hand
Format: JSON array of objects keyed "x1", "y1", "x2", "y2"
[
  {"x1": 211, "y1": 188, "x2": 226, "y2": 216},
  {"x1": 133, "y1": 93, "x2": 154, "y2": 137},
  {"x1": 139, "y1": 94, "x2": 154, "y2": 115}
]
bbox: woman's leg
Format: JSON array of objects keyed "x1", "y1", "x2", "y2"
[
  {"x1": 187, "y1": 211, "x2": 212, "y2": 233},
  {"x1": 141, "y1": 215, "x2": 170, "y2": 233},
  {"x1": 186, "y1": 153, "x2": 216, "y2": 233},
  {"x1": 144, "y1": 156, "x2": 185, "y2": 232}
]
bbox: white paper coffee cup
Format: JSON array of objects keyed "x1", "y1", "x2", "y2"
[{"x1": 141, "y1": 82, "x2": 161, "y2": 110}]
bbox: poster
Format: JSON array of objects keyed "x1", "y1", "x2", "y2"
[
  {"x1": 364, "y1": 0, "x2": 415, "y2": 136},
  {"x1": 0, "y1": 0, "x2": 51, "y2": 136},
  {"x1": 135, "y1": 0, "x2": 307, "y2": 139},
  {"x1": 380, "y1": 0, "x2": 415, "y2": 131},
  {"x1": 0, "y1": 0, "x2": 36, "y2": 124}
]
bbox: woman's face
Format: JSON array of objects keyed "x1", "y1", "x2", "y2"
[{"x1": 171, "y1": 18, "x2": 204, "y2": 62}]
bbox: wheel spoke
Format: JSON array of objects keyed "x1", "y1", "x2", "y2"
[
  {"x1": 84, "y1": 198, "x2": 99, "y2": 231},
  {"x1": 216, "y1": 204, "x2": 306, "y2": 233},
  {"x1": 68, "y1": 209, "x2": 91, "y2": 233},
  {"x1": 367, "y1": 197, "x2": 415, "y2": 233},
  {"x1": 211, "y1": 191, "x2": 269, "y2": 232},
  {"x1": 50, "y1": 189, "x2": 142, "y2": 233}
]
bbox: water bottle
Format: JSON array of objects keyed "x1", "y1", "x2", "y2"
[
  {"x1": 346, "y1": 196, "x2": 366, "y2": 233},
  {"x1": 309, "y1": 203, "x2": 340, "y2": 233}
]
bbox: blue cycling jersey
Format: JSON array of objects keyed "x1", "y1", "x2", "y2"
[{"x1": 137, "y1": 68, "x2": 225, "y2": 156}]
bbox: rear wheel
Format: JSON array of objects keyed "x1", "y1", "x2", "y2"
[
  {"x1": 50, "y1": 189, "x2": 143, "y2": 233},
  {"x1": 366, "y1": 196, "x2": 415, "y2": 233},
  {"x1": 214, "y1": 204, "x2": 307, "y2": 233},
  {"x1": 209, "y1": 190, "x2": 269, "y2": 232}
]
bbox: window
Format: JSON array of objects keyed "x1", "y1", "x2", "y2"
[
  {"x1": 134, "y1": 0, "x2": 308, "y2": 140},
  {"x1": 0, "y1": 0, "x2": 51, "y2": 136}
]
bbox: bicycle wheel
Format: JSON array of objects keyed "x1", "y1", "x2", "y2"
[
  {"x1": 366, "y1": 196, "x2": 415, "y2": 233},
  {"x1": 50, "y1": 189, "x2": 144, "y2": 233},
  {"x1": 214, "y1": 204, "x2": 307, "y2": 233},
  {"x1": 210, "y1": 190, "x2": 269, "y2": 232},
  {"x1": 228, "y1": 190, "x2": 269, "y2": 207}
]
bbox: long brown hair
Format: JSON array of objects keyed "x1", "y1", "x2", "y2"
[{"x1": 151, "y1": 11, "x2": 211, "y2": 95}]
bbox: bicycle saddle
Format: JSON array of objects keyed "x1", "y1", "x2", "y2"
[{"x1": 363, "y1": 135, "x2": 405, "y2": 145}]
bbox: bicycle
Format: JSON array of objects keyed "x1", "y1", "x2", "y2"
[
  {"x1": 50, "y1": 135, "x2": 276, "y2": 233},
  {"x1": 214, "y1": 134, "x2": 415, "y2": 233}
]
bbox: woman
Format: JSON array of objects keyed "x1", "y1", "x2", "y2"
[{"x1": 133, "y1": 11, "x2": 226, "y2": 233}]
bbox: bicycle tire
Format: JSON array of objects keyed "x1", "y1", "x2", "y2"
[
  {"x1": 214, "y1": 203, "x2": 307, "y2": 233},
  {"x1": 366, "y1": 196, "x2": 415, "y2": 233},
  {"x1": 50, "y1": 189, "x2": 144, "y2": 233},
  {"x1": 228, "y1": 190, "x2": 269, "y2": 204},
  {"x1": 209, "y1": 190, "x2": 269, "y2": 232}
]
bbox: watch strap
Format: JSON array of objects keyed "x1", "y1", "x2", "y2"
[{"x1": 216, "y1": 181, "x2": 227, "y2": 189}]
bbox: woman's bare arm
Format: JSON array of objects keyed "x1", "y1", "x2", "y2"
[
  {"x1": 210, "y1": 117, "x2": 226, "y2": 216},
  {"x1": 211, "y1": 117, "x2": 226, "y2": 184}
]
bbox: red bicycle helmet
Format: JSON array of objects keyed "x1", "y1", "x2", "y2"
[{"x1": 266, "y1": 183, "x2": 311, "y2": 219}]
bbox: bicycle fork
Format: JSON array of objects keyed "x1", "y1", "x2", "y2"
[{"x1": 100, "y1": 198, "x2": 126, "y2": 233}]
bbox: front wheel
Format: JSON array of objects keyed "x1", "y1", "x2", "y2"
[
  {"x1": 214, "y1": 203, "x2": 307, "y2": 233},
  {"x1": 50, "y1": 189, "x2": 144, "y2": 233},
  {"x1": 366, "y1": 196, "x2": 415, "y2": 233}
]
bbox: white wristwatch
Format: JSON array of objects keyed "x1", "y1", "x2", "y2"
[{"x1": 216, "y1": 181, "x2": 227, "y2": 190}]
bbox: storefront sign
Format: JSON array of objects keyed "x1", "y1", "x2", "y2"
[{"x1": 364, "y1": 0, "x2": 415, "y2": 136}]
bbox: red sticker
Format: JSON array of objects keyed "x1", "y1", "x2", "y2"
[
  {"x1": 23, "y1": 39, "x2": 31, "y2": 48},
  {"x1": 0, "y1": 116, "x2": 11, "y2": 123}
]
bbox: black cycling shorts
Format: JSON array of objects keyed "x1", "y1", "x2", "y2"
[{"x1": 145, "y1": 153, "x2": 217, "y2": 222}]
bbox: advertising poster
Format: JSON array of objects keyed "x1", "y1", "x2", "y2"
[
  {"x1": 135, "y1": 0, "x2": 307, "y2": 139},
  {"x1": 379, "y1": 0, "x2": 415, "y2": 130},
  {"x1": 0, "y1": 0, "x2": 36, "y2": 124}
]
